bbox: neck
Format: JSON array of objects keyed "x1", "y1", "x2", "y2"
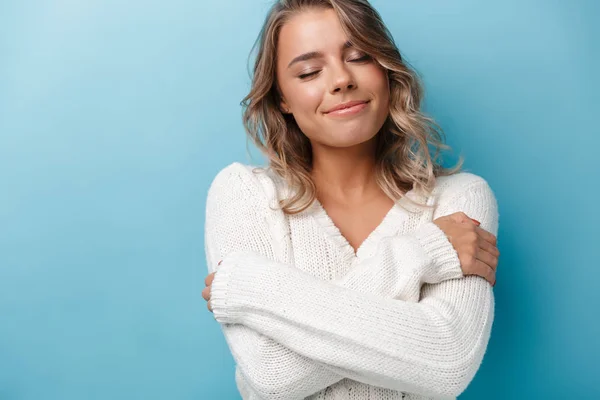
[{"x1": 310, "y1": 136, "x2": 380, "y2": 206}]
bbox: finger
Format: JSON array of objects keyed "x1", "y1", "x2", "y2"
[
  {"x1": 451, "y1": 212, "x2": 473, "y2": 225},
  {"x1": 201, "y1": 286, "x2": 210, "y2": 301},
  {"x1": 207, "y1": 300, "x2": 213, "y2": 313},
  {"x1": 476, "y1": 226, "x2": 497, "y2": 245},
  {"x1": 476, "y1": 247, "x2": 498, "y2": 271},
  {"x1": 205, "y1": 272, "x2": 216, "y2": 286},
  {"x1": 478, "y1": 236, "x2": 500, "y2": 258},
  {"x1": 475, "y1": 259, "x2": 496, "y2": 285},
  {"x1": 456, "y1": 212, "x2": 479, "y2": 225}
]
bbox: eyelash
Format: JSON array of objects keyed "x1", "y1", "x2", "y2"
[
  {"x1": 351, "y1": 55, "x2": 372, "y2": 63},
  {"x1": 298, "y1": 55, "x2": 372, "y2": 80}
]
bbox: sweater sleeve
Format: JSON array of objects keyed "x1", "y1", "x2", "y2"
[
  {"x1": 204, "y1": 163, "x2": 470, "y2": 399},
  {"x1": 209, "y1": 167, "x2": 499, "y2": 398},
  {"x1": 205, "y1": 163, "x2": 340, "y2": 400}
]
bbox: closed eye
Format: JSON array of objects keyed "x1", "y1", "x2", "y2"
[
  {"x1": 299, "y1": 70, "x2": 320, "y2": 80},
  {"x1": 297, "y1": 55, "x2": 371, "y2": 80},
  {"x1": 349, "y1": 55, "x2": 372, "y2": 62}
]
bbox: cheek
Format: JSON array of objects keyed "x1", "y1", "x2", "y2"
[
  {"x1": 290, "y1": 84, "x2": 323, "y2": 114},
  {"x1": 367, "y1": 67, "x2": 389, "y2": 101},
  {"x1": 278, "y1": 82, "x2": 323, "y2": 139},
  {"x1": 363, "y1": 67, "x2": 390, "y2": 118}
]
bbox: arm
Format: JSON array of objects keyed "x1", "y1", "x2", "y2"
[
  {"x1": 209, "y1": 167, "x2": 498, "y2": 398},
  {"x1": 205, "y1": 163, "x2": 339, "y2": 400},
  {"x1": 204, "y1": 163, "x2": 468, "y2": 399}
]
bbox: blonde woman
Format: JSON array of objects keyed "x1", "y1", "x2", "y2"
[{"x1": 201, "y1": 0, "x2": 500, "y2": 399}]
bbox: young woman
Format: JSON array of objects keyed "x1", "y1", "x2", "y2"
[{"x1": 201, "y1": 1, "x2": 500, "y2": 399}]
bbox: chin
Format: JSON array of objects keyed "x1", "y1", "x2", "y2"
[{"x1": 325, "y1": 130, "x2": 378, "y2": 148}]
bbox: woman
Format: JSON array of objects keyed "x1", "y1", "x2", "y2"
[{"x1": 201, "y1": 0, "x2": 500, "y2": 399}]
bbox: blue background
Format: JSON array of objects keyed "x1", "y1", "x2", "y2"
[{"x1": 1, "y1": 0, "x2": 598, "y2": 398}]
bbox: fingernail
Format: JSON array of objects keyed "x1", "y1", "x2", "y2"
[
  {"x1": 218, "y1": 260, "x2": 223, "y2": 266},
  {"x1": 471, "y1": 218, "x2": 481, "y2": 225}
]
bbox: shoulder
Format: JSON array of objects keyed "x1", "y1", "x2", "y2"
[
  {"x1": 429, "y1": 171, "x2": 499, "y2": 234},
  {"x1": 432, "y1": 171, "x2": 496, "y2": 203},
  {"x1": 403, "y1": 171, "x2": 497, "y2": 215},
  {"x1": 205, "y1": 162, "x2": 292, "y2": 251},
  {"x1": 207, "y1": 162, "x2": 285, "y2": 209}
]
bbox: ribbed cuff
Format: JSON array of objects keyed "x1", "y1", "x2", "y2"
[
  {"x1": 209, "y1": 251, "x2": 275, "y2": 325},
  {"x1": 413, "y1": 222, "x2": 463, "y2": 282},
  {"x1": 210, "y1": 262, "x2": 237, "y2": 324}
]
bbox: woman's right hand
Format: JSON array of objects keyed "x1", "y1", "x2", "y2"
[{"x1": 433, "y1": 212, "x2": 500, "y2": 286}]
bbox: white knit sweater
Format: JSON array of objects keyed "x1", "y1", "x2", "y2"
[{"x1": 204, "y1": 162, "x2": 499, "y2": 400}]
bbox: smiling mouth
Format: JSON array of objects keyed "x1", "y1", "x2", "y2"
[{"x1": 324, "y1": 101, "x2": 370, "y2": 117}]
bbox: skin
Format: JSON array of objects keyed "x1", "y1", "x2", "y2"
[
  {"x1": 275, "y1": 7, "x2": 397, "y2": 256},
  {"x1": 277, "y1": 8, "x2": 391, "y2": 209},
  {"x1": 277, "y1": 8, "x2": 390, "y2": 155},
  {"x1": 203, "y1": 8, "x2": 499, "y2": 312}
]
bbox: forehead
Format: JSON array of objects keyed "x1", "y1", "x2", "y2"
[{"x1": 277, "y1": 8, "x2": 348, "y2": 64}]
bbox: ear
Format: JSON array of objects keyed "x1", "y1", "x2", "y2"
[{"x1": 280, "y1": 99, "x2": 290, "y2": 114}]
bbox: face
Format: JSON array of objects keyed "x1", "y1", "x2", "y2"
[{"x1": 276, "y1": 8, "x2": 390, "y2": 150}]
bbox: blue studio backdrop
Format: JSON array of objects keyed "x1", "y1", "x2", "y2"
[{"x1": 0, "y1": 1, "x2": 598, "y2": 399}]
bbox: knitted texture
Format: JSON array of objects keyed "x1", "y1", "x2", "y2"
[{"x1": 204, "y1": 162, "x2": 499, "y2": 400}]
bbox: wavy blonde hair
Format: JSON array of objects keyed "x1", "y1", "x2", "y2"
[{"x1": 241, "y1": 0, "x2": 463, "y2": 214}]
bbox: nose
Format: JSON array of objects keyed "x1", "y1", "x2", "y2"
[{"x1": 329, "y1": 63, "x2": 356, "y2": 94}]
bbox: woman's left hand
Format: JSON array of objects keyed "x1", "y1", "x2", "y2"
[{"x1": 202, "y1": 260, "x2": 222, "y2": 313}]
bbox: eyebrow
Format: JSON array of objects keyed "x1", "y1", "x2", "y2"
[{"x1": 287, "y1": 40, "x2": 354, "y2": 68}]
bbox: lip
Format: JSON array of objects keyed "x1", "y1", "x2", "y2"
[{"x1": 324, "y1": 100, "x2": 370, "y2": 115}]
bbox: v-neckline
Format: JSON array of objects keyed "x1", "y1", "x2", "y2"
[{"x1": 310, "y1": 197, "x2": 408, "y2": 264}]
